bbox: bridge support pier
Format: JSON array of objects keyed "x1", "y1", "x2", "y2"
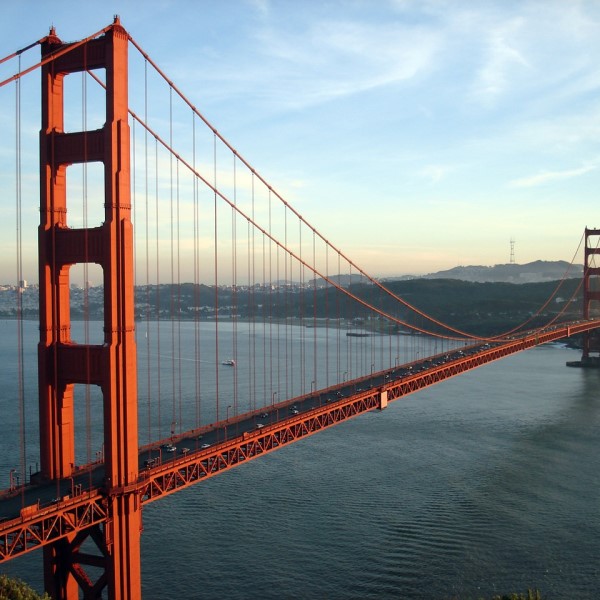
[
  {"x1": 38, "y1": 19, "x2": 141, "y2": 599},
  {"x1": 567, "y1": 228, "x2": 600, "y2": 368}
]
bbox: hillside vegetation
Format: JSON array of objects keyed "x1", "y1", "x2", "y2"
[{"x1": 0, "y1": 575, "x2": 48, "y2": 600}]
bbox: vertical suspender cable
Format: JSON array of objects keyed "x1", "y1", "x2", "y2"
[
  {"x1": 325, "y1": 243, "x2": 330, "y2": 390},
  {"x1": 246, "y1": 170, "x2": 252, "y2": 412},
  {"x1": 15, "y1": 56, "x2": 27, "y2": 498},
  {"x1": 262, "y1": 228, "x2": 267, "y2": 408},
  {"x1": 276, "y1": 216, "x2": 281, "y2": 403},
  {"x1": 192, "y1": 113, "x2": 201, "y2": 430},
  {"x1": 260, "y1": 180, "x2": 267, "y2": 410},
  {"x1": 132, "y1": 118, "x2": 137, "y2": 302},
  {"x1": 133, "y1": 118, "x2": 148, "y2": 456},
  {"x1": 284, "y1": 206, "x2": 289, "y2": 400},
  {"x1": 154, "y1": 137, "x2": 162, "y2": 436},
  {"x1": 232, "y1": 154, "x2": 238, "y2": 417},
  {"x1": 213, "y1": 132, "x2": 219, "y2": 423},
  {"x1": 169, "y1": 85, "x2": 176, "y2": 438},
  {"x1": 312, "y1": 230, "x2": 317, "y2": 394},
  {"x1": 250, "y1": 168, "x2": 256, "y2": 413},
  {"x1": 269, "y1": 189, "x2": 275, "y2": 407},
  {"x1": 347, "y1": 262, "x2": 352, "y2": 380},
  {"x1": 336, "y1": 251, "x2": 341, "y2": 383},
  {"x1": 144, "y1": 59, "x2": 152, "y2": 447},
  {"x1": 299, "y1": 219, "x2": 304, "y2": 394},
  {"x1": 176, "y1": 160, "x2": 182, "y2": 434}
]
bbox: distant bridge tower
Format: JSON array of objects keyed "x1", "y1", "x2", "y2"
[
  {"x1": 567, "y1": 227, "x2": 600, "y2": 367},
  {"x1": 510, "y1": 238, "x2": 516, "y2": 264},
  {"x1": 580, "y1": 228, "x2": 600, "y2": 364},
  {"x1": 38, "y1": 18, "x2": 141, "y2": 599}
]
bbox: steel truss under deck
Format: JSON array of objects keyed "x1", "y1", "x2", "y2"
[{"x1": 2, "y1": 319, "x2": 598, "y2": 565}]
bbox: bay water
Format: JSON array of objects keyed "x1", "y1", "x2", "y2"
[{"x1": 0, "y1": 320, "x2": 598, "y2": 598}]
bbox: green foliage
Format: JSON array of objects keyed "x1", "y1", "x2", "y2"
[
  {"x1": 0, "y1": 575, "x2": 49, "y2": 600},
  {"x1": 455, "y1": 590, "x2": 543, "y2": 600},
  {"x1": 492, "y1": 591, "x2": 542, "y2": 600}
]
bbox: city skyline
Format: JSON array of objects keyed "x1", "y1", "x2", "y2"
[{"x1": 1, "y1": 0, "x2": 600, "y2": 285}]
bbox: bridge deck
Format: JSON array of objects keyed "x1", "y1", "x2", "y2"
[{"x1": 1, "y1": 319, "x2": 597, "y2": 561}]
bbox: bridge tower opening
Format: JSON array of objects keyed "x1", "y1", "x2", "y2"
[
  {"x1": 38, "y1": 17, "x2": 141, "y2": 599},
  {"x1": 567, "y1": 227, "x2": 600, "y2": 368}
]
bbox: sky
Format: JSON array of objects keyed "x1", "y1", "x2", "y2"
[{"x1": 1, "y1": 0, "x2": 600, "y2": 282}]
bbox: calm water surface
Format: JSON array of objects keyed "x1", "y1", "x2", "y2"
[{"x1": 1, "y1": 322, "x2": 598, "y2": 599}]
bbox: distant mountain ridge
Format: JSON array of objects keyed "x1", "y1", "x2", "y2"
[{"x1": 421, "y1": 260, "x2": 581, "y2": 284}]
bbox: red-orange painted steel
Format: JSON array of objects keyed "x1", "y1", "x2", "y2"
[
  {"x1": 137, "y1": 321, "x2": 599, "y2": 502},
  {"x1": 37, "y1": 18, "x2": 141, "y2": 600},
  {"x1": 0, "y1": 492, "x2": 107, "y2": 561},
  {"x1": 1, "y1": 320, "x2": 600, "y2": 567},
  {"x1": 582, "y1": 228, "x2": 600, "y2": 359}
]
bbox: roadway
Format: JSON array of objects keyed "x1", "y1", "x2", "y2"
[
  {"x1": 0, "y1": 319, "x2": 595, "y2": 527},
  {"x1": 0, "y1": 337, "x2": 501, "y2": 522}
]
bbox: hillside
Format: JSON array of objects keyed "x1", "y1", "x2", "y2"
[
  {"x1": 383, "y1": 260, "x2": 581, "y2": 284},
  {"x1": 2, "y1": 275, "x2": 582, "y2": 338}
]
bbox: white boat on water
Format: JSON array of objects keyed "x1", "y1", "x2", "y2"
[{"x1": 222, "y1": 359, "x2": 236, "y2": 366}]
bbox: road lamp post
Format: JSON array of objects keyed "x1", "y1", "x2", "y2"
[{"x1": 9, "y1": 469, "x2": 16, "y2": 491}]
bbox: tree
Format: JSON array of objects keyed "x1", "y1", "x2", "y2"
[{"x1": 0, "y1": 575, "x2": 49, "y2": 600}]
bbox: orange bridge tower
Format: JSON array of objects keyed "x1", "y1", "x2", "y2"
[
  {"x1": 567, "y1": 227, "x2": 600, "y2": 368},
  {"x1": 38, "y1": 18, "x2": 141, "y2": 599},
  {"x1": 580, "y1": 228, "x2": 600, "y2": 364}
]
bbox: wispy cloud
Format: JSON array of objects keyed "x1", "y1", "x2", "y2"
[
  {"x1": 509, "y1": 164, "x2": 597, "y2": 188},
  {"x1": 468, "y1": 16, "x2": 530, "y2": 105},
  {"x1": 419, "y1": 164, "x2": 455, "y2": 183},
  {"x1": 250, "y1": 19, "x2": 441, "y2": 109},
  {"x1": 245, "y1": 0, "x2": 270, "y2": 17}
]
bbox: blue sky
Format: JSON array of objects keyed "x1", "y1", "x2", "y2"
[{"x1": 1, "y1": 0, "x2": 600, "y2": 281}]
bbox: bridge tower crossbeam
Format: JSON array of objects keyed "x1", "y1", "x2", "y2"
[{"x1": 38, "y1": 17, "x2": 141, "y2": 599}]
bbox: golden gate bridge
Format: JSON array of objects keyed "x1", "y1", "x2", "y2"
[{"x1": 0, "y1": 18, "x2": 599, "y2": 599}]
